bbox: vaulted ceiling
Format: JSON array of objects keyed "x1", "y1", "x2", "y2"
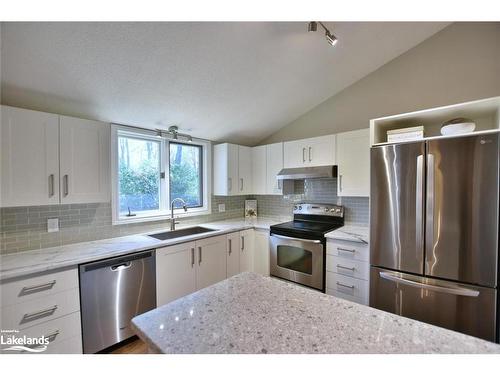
[{"x1": 1, "y1": 22, "x2": 449, "y2": 145}]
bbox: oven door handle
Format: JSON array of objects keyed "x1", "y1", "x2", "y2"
[{"x1": 270, "y1": 233, "x2": 322, "y2": 244}]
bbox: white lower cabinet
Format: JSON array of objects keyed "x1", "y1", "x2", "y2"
[
  {"x1": 196, "y1": 236, "x2": 228, "y2": 290},
  {"x1": 225, "y1": 229, "x2": 257, "y2": 277},
  {"x1": 326, "y1": 238, "x2": 370, "y2": 305},
  {"x1": 156, "y1": 235, "x2": 227, "y2": 306},
  {"x1": 0, "y1": 267, "x2": 82, "y2": 354},
  {"x1": 226, "y1": 232, "x2": 241, "y2": 278},
  {"x1": 156, "y1": 241, "x2": 197, "y2": 306},
  {"x1": 253, "y1": 229, "x2": 270, "y2": 276},
  {"x1": 239, "y1": 229, "x2": 254, "y2": 273}
]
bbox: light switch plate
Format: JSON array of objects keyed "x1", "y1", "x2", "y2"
[
  {"x1": 47, "y1": 218, "x2": 59, "y2": 233},
  {"x1": 218, "y1": 204, "x2": 226, "y2": 213}
]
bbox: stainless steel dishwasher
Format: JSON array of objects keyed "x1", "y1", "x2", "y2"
[{"x1": 79, "y1": 250, "x2": 156, "y2": 353}]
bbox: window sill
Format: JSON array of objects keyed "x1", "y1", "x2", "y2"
[{"x1": 112, "y1": 208, "x2": 211, "y2": 225}]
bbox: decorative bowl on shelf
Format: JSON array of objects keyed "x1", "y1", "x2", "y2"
[{"x1": 440, "y1": 118, "x2": 476, "y2": 135}]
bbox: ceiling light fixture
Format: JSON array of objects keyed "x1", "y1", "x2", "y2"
[
  {"x1": 155, "y1": 125, "x2": 194, "y2": 143},
  {"x1": 308, "y1": 21, "x2": 338, "y2": 47}
]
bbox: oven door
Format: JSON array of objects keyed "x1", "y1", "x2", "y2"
[{"x1": 270, "y1": 233, "x2": 324, "y2": 291}]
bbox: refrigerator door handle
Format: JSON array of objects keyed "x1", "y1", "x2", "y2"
[
  {"x1": 379, "y1": 271, "x2": 480, "y2": 297},
  {"x1": 416, "y1": 155, "x2": 424, "y2": 254},
  {"x1": 426, "y1": 153, "x2": 435, "y2": 252}
]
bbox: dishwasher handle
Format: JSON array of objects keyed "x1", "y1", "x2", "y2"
[{"x1": 80, "y1": 250, "x2": 155, "y2": 272}]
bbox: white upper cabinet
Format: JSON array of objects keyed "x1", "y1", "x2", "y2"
[
  {"x1": 213, "y1": 143, "x2": 252, "y2": 196},
  {"x1": 283, "y1": 135, "x2": 336, "y2": 168},
  {"x1": 238, "y1": 146, "x2": 252, "y2": 195},
  {"x1": 1, "y1": 106, "x2": 110, "y2": 207},
  {"x1": 1, "y1": 106, "x2": 60, "y2": 207},
  {"x1": 59, "y1": 116, "x2": 110, "y2": 203},
  {"x1": 252, "y1": 145, "x2": 267, "y2": 195},
  {"x1": 336, "y1": 129, "x2": 370, "y2": 197},
  {"x1": 252, "y1": 142, "x2": 283, "y2": 196},
  {"x1": 266, "y1": 142, "x2": 283, "y2": 195}
]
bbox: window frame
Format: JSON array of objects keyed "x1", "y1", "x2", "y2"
[
  {"x1": 168, "y1": 141, "x2": 204, "y2": 209},
  {"x1": 111, "y1": 124, "x2": 211, "y2": 225}
]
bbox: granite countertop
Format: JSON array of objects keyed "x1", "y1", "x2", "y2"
[
  {"x1": 132, "y1": 272, "x2": 500, "y2": 354},
  {"x1": 325, "y1": 225, "x2": 369, "y2": 244},
  {"x1": 0, "y1": 216, "x2": 289, "y2": 281}
]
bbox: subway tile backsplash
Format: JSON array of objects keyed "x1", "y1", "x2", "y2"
[
  {"x1": 0, "y1": 178, "x2": 368, "y2": 254},
  {"x1": 252, "y1": 178, "x2": 369, "y2": 224}
]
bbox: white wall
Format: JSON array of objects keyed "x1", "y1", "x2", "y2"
[{"x1": 262, "y1": 22, "x2": 500, "y2": 144}]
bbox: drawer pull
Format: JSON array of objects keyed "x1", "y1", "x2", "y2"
[
  {"x1": 336, "y1": 264, "x2": 355, "y2": 271},
  {"x1": 22, "y1": 305, "x2": 58, "y2": 323},
  {"x1": 44, "y1": 330, "x2": 60, "y2": 343},
  {"x1": 20, "y1": 280, "x2": 57, "y2": 296},
  {"x1": 337, "y1": 247, "x2": 355, "y2": 253},
  {"x1": 336, "y1": 281, "x2": 355, "y2": 289}
]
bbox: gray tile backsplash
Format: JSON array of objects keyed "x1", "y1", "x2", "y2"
[
  {"x1": 251, "y1": 178, "x2": 369, "y2": 224},
  {"x1": 0, "y1": 178, "x2": 368, "y2": 254}
]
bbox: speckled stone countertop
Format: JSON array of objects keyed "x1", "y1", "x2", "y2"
[
  {"x1": 132, "y1": 272, "x2": 500, "y2": 354},
  {"x1": 325, "y1": 225, "x2": 369, "y2": 244},
  {"x1": 0, "y1": 216, "x2": 288, "y2": 281}
]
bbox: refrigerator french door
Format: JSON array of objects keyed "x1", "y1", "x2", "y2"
[{"x1": 370, "y1": 133, "x2": 499, "y2": 342}]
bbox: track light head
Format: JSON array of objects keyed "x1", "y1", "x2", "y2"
[
  {"x1": 325, "y1": 30, "x2": 338, "y2": 47},
  {"x1": 307, "y1": 21, "x2": 317, "y2": 32},
  {"x1": 308, "y1": 21, "x2": 338, "y2": 48}
]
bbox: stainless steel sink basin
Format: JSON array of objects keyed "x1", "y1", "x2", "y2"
[{"x1": 147, "y1": 226, "x2": 217, "y2": 241}]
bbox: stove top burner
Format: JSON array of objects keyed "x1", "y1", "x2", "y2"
[{"x1": 270, "y1": 203, "x2": 344, "y2": 240}]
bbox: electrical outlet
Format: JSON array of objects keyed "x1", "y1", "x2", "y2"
[
  {"x1": 218, "y1": 204, "x2": 226, "y2": 213},
  {"x1": 47, "y1": 218, "x2": 59, "y2": 233}
]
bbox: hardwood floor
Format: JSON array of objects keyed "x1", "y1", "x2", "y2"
[{"x1": 106, "y1": 336, "x2": 149, "y2": 354}]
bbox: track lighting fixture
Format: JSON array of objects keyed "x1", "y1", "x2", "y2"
[
  {"x1": 308, "y1": 21, "x2": 338, "y2": 47},
  {"x1": 155, "y1": 125, "x2": 194, "y2": 142}
]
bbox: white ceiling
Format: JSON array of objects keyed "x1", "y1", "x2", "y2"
[{"x1": 0, "y1": 22, "x2": 449, "y2": 145}]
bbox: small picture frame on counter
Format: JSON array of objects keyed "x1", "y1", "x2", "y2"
[{"x1": 245, "y1": 199, "x2": 258, "y2": 218}]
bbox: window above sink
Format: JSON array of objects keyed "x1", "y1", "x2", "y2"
[{"x1": 111, "y1": 125, "x2": 211, "y2": 225}]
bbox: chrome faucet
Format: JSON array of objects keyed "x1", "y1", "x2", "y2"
[{"x1": 170, "y1": 198, "x2": 188, "y2": 231}]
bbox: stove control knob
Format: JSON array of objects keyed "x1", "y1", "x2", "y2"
[
  {"x1": 293, "y1": 205, "x2": 298, "y2": 210},
  {"x1": 324, "y1": 208, "x2": 329, "y2": 212},
  {"x1": 298, "y1": 205, "x2": 302, "y2": 210}
]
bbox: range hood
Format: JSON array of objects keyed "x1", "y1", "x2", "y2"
[{"x1": 276, "y1": 165, "x2": 337, "y2": 180}]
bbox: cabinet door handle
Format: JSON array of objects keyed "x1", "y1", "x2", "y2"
[
  {"x1": 339, "y1": 175, "x2": 343, "y2": 192},
  {"x1": 336, "y1": 281, "x2": 355, "y2": 289},
  {"x1": 48, "y1": 174, "x2": 55, "y2": 197},
  {"x1": 302, "y1": 148, "x2": 306, "y2": 162},
  {"x1": 63, "y1": 175, "x2": 69, "y2": 196},
  {"x1": 22, "y1": 305, "x2": 58, "y2": 323},
  {"x1": 228, "y1": 239, "x2": 232, "y2": 255},
  {"x1": 191, "y1": 248, "x2": 195, "y2": 267},
  {"x1": 337, "y1": 247, "x2": 355, "y2": 253},
  {"x1": 198, "y1": 246, "x2": 202, "y2": 265},
  {"x1": 336, "y1": 264, "x2": 356, "y2": 271},
  {"x1": 308, "y1": 146, "x2": 312, "y2": 162},
  {"x1": 21, "y1": 280, "x2": 56, "y2": 295},
  {"x1": 241, "y1": 236, "x2": 245, "y2": 251},
  {"x1": 240, "y1": 178, "x2": 243, "y2": 191},
  {"x1": 228, "y1": 178, "x2": 232, "y2": 192}
]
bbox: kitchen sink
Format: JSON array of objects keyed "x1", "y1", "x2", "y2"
[{"x1": 147, "y1": 226, "x2": 217, "y2": 241}]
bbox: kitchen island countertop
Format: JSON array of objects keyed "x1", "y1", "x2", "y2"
[{"x1": 131, "y1": 272, "x2": 500, "y2": 354}]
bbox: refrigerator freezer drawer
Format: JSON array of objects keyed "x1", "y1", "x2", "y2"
[{"x1": 370, "y1": 267, "x2": 497, "y2": 342}]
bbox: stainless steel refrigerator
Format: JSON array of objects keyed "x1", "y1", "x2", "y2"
[{"x1": 370, "y1": 133, "x2": 499, "y2": 342}]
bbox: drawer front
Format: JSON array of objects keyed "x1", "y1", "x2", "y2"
[
  {"x1": 327, "y1": 288, "x2": 367, "y2": 305},
  {"x1": 1, "y1": 267, "x2": 79, "y2": 308},
  {"x1": 326, "y1": 272, "x2": 369, "y2": 304},
  {"x1": 44, "y1": 335, "x2": 83, "y2": 354},
  {"x1": 326, "y1": 255, "x2": 369, "y2": 280},
  {"x1": 1, "y1": 288, "x2": 80, "y2": 331},
  {"x1": 326, "y1": 240, "x2": 369, "y2": 262},
  {"x1": 3, "y1": 312, "x2": 83, "y2": 354}
]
